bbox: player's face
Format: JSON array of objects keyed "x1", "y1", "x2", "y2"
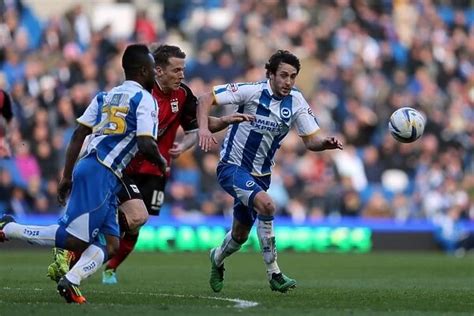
[
  {"x1": 143, "y1": 53, "x2": 157, "y2": 92},
  {"x1": 269, "y1": 63, "x2": 298, "y2": 98},
  {"x1": 156, "y1": 57, "x2": 185, "y2": 93}
]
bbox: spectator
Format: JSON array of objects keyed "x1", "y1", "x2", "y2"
[
  {"x1": 434, "y1": 206, "x2": 474, "y2": 256},
  {"x1": 13, "y1": 141, "x2": 40, "y2": 184}
]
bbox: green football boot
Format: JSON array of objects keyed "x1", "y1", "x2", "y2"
[
  {"x1": 209, "y1": 247, "x2": 225, "y2": 292},
  {"x1": 47, "y1": 248, "x2": 75, "y2": 283},
  {"x1": 269, "y1": 273, "x2": 297, "y2": 293}
]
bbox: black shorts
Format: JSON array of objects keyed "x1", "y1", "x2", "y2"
[{"x1": 118, "y1": 174, "x2": 167, "y2": 216}]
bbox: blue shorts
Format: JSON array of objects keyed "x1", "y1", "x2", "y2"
[
  {"x1": 58, "y1": 155, "x2": 121, "y2": 243},
  {"x1": 216, "y1": 162, "x2": 271, "y2": 226}
]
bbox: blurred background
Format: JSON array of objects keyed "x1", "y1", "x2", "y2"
[{"x1": 0, "y1": 0, "x2": 473, "y2": 253}]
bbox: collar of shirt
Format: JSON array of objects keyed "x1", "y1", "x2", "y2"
[{"x1": 123, "y1": 80, "x2": 145, "y2": 90}]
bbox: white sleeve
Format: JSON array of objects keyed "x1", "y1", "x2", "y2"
[
  {"x1": 136, "y1": 92, "x2": 158, "y2": 139},
  {"x1": 77, "y1": 93, "x2": 103, "y2": 127},
  {"x1": 293, "y1": 99, "x2": 320, "y2": 137},
  {"x1": 212, "y1": 83, "x2": 256, "y2": 106}
]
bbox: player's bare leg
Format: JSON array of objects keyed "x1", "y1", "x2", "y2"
[{"x1": 103, "y1": 199, "x2": 148, "y2": 284}]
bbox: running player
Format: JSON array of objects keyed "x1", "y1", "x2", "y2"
[
  {"x1": 0, "y1": 44, "x2": 167, "y2": 304},
  {"x1": 197, "y1": 50, "x2": 343, "y2": 293}
]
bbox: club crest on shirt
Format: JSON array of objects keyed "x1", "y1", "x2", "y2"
[
  {"x1": 171, "y1": 99, "x2": 179, "y2": 113},
  {"x1": 280, "y1": 108, "x2": 291, "y2": 119},
  {"x1": 246, "y1": 181, "x2": 255, "y2": 188},
  {"x1": 227, "y1": 83, "x2": 238, "y2": 92}
]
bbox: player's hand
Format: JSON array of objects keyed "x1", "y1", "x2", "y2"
[
  {"x1": 323, "y1": 137, "x2": 343, "y2": 150},
  {"x1": 57, "y1": 177, "x2": 73, "y2": 206},
  {"x1": 169, "y1": 142, "x2": 185, "y2": 159},
  {"x1": 221, "y1": 113, "x2": 255, "y2": 125},
  {"x1": 198, "y1": 128, "x2": 217, "y2": 152}
]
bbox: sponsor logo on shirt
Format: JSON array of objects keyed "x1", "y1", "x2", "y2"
[{"x1": 250, "y1": 118, "x2": 286, "y2": 133}]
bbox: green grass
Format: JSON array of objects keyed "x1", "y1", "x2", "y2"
[{"x1": 0, "y1": 250, "x2": 473, "y2": 315}]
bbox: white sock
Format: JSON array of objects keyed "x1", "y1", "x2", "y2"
[
  {"x1": 65, "y1": 244, "x2": 105, "y2": 285},
  {"x1": 3, "y1": 223, "x2": 58, "y2": 246},
  {"x1": 214, "y1": 231, "x2": 241, "y2": 267},
  {"x1": 257, "y1": 217, "x2": 280, "y2": 278}
]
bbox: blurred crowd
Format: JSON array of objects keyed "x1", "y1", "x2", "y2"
[{"x1": 0, "y1": 0, "x2": 472, "y2": 226}]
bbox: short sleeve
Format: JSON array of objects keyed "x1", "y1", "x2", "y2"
[
  {"x1": 136, "y1": 92, "x2": 158, "y2": 139},
  {"x1": 180, "y1": 84, "x2": 198, "y2": 132},
  {"x1": 293, "y1": 99, "x2": 320, "y2": 137},
  {"x1": 213, "y1": 83, "x2": 256, "y2": 106},
  {"x1": 77, "y1": 92, "x2": 104, "y2": 128}
]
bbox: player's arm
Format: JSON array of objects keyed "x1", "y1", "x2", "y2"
[
  {"x1": 198, "y1": 83, "x2": 254, "y2": 151},
  {"x1": 137, "y1": 136, "x2": 167, "y2": 173},
  {"x1": 136, "y1": 93, "x2": 167, "y2": 173},
  {"x1": 302, "y1": 132, "x2": 343, "y2": 152},
  {"x1": 197, "y1": 91, "x2": 217, "y2": 152},
  {"x1": 58, "y1": 93, "x2": 103, "y2": 205},
  {"x1": 169, "y1": 85, "x2": 202, "y2": 158},
  {"x1": 208, "y1": 113, "x2": 255, "y2": 133},
  {"x1": 57, "y1": 123, "x2": 92, "y2": 205},
  {"x1": 170, "y1": 113, "x2": 254, "y2": 158},
  {"x1": 295, "y1": 99, "x2": 343, "y2": 152},
  {"x1": 169, "y1": 132, "x2": 197, "y2": 159},
  {"x1": 62, "y1": 124, "x2": 93, "y2": 179}
]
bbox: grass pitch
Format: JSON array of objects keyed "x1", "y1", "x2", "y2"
[{"x1": 0, "y1": 250, "x2": 472, "y2": 315}]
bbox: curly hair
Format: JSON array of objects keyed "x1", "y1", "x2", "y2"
[{"x1": 265, "y1": 50, "x2": 301, "y2": 78}]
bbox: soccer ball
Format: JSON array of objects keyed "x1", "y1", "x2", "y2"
[{"x1": 388, "y1": 107, "x2": 426, "y2": 143}]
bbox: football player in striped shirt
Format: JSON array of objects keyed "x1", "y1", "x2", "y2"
[{"x1": 198, "y1": 50, "x2": 343, "y2": 293}]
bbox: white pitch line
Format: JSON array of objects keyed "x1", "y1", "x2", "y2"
[
  {"x1": 142, "y1": 292, "x2": 259, "y2": 309},
  {"x1": 1, "y1": 287, "x2": 259, "y2": 309}
]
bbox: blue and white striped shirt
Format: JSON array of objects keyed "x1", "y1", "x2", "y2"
[
  {"x1": 77, "y1": 80, "x2": 158, "y2": 178},
  {"x1": 213, "y1": 80, "x2": 319, "y2": 176}
]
